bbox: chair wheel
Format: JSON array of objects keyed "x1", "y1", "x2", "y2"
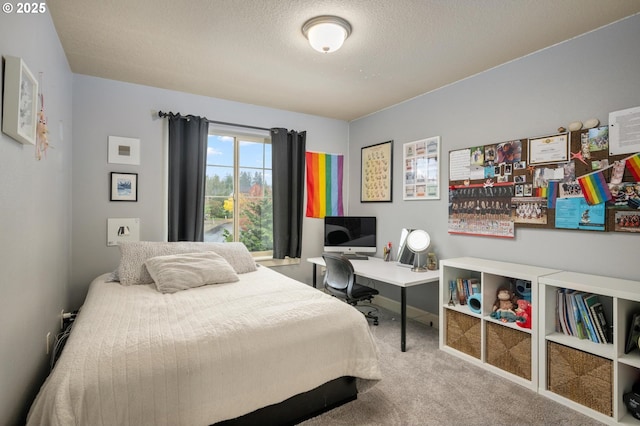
[{"x1": 374, "y1": 320, "x2": 379, "y2": 326}]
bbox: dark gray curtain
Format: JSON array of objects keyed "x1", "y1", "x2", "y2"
[
  {"x1": 167, "y1": 114, "x2": 208, "y2": 241},
  {"x1": 271, "y1": 128, "x2": 306, "y2": 258}
]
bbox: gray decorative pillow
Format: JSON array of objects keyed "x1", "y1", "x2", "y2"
[
  {"x1": 117, "y1": 241, "x2": 257, "y2": 286},
  {"x1": 145, "y1": 251, "x2": 239, "y2": 294}
]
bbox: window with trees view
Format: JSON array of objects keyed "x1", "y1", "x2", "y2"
[{"x1": 204, "y1": 129, "x2": 272, "y2": 256}]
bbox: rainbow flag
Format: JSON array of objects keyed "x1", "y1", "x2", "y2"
[
  {"x1": 547, "y1": 181, "x2": 559, "y2": 208},
  {"x1": 535, "y1": 187, "x2": 548, "y2": 198},
  {"x1": 626, "y1": 152, "x2": 640, "y2": 181},
  {"x1": 577, "y1": 171, "x2": 612, "y2": 205},
  {"x1": 305, "y1": 152, "x2": 344, "y2": 218}
]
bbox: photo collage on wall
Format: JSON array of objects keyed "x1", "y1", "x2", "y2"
[{"x1": 447, "y1": 107, "x2": 640, "y2": 237}]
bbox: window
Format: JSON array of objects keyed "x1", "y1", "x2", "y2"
[{"x1": 204, "y1": 127, "x2": 273, "y2": 257}]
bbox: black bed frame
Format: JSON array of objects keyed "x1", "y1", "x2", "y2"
[{"x1": 215, "y1": 376, "x2": 357, "y2": 426}]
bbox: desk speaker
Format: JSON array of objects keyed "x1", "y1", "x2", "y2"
[{"x1": 468, "y1": 293, "x2": 482, "y2": 314}]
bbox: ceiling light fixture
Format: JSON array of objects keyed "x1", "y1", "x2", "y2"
[{"x1": 302, "y1": 15, "x2": 352, "y2": 53}]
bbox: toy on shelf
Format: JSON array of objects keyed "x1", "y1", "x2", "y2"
[
  {"x1": 515, "y1": 299, "x2": 532, "y2": 329},
  {"x1": 490, "y1": 286, "x2": 520, "y2": 322}
]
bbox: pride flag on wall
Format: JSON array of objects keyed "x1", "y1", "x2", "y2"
[
  {"x1": 306, "y1": 151, "x2": 344, "y2": 218},
  {"x1": 626, "y1": 152, "x2": 640, "y2": 181},
  {"x1": 577, "y1": 170, "x2": 612, "y2": 205},
  {"x1": 547, "y1": 181, "x2": 559, "y2": 209},
  {"x1": 534, "y1": 187, "x2": 548, "y2": 198}
]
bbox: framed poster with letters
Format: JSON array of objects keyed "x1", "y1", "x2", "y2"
[{"x1": 361, "y1": 140, "x2": 393, "y2": 202}]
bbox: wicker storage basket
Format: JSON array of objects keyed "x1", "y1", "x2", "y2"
[
  {"x1": 547, "y1": 341, "x2": 612, "y2": 416},
  {"x1": 446, "y1": 309, "x2": 481, "y2": 359},
  {"x1": 486, "y1": 322, "x2": 531, "y2": 380}
]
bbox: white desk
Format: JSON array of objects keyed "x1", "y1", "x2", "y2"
[{"x1": 307, "y1": 256, "x2": 439, "y2": 352}]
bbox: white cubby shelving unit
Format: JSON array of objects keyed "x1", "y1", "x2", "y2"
[
  {"x1": 439, "y1": 257, "x2": 640, "y2": 425},
  {"x1": 539, "y1": 271, "x2": 640, "y2": 425},
  {"x1": 439, "y1": 257, "x2": 560, "y2": 391}
]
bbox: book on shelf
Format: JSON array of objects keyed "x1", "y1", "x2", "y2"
[
  {"x1": 554, "y1": 289, "x2": 562, "y2": 334},
  {"x1": 450, "y1": 278, "x2": 480, "y2": 306},
  {"x1": 556, "y1": 288, "x2": 569, "y2": 336},
  {"x1": 470, "y1": 279, "x2": 480, "y2": 295},
  {"x1": 583, "y1": 293, "x2": 606, "y2": 343},
  {"x1": 569, "y1": 291, "x2": 588, "y2": 339},
  {"x1": 456, "y1": 278, "x2": 466, "y2": 305},
  {"x1": 574, "y1": 292, "x2": 600, "y2": 343},
  {"x1": 589, "y1": 300, "x2": 610, "y2": 344},
  {"x1": 565, "y1": 290, "x2": 584, "y2": 339}
]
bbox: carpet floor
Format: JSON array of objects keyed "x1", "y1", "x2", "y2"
[{"x1": 300, "y1": 308, "x2": 605, "y2": 426}]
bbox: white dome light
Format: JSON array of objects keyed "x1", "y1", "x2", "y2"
[{"x1": 302, "y1": 16, "x2": 352, "y2": 53}]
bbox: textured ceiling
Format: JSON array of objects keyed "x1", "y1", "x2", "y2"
[{"x1": 48, "y1": 0, "x2": 640, "y2": 121}]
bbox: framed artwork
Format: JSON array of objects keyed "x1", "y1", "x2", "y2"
[
  {"x1": 1, "y1": 56, "x2": 38, "y2": 145},
  {"x1": 361, "y1": 140, "x2": 393, "y2": 202},
  {"x1": 110, "y1": 172, "x2": 138, "y2": 201},
  {"x1": 107, "y1": 218, "x2": 140, "y2": 246},
  {"x1": 108, "y1": 136, "x2": 141, "y2": 165},
  {"x1": 403, "y1": 136, "x2": 440, "y2": 200}
]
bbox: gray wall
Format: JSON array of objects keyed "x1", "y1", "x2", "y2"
[
  {"x1": 0, "y1": 12, "x2": 73, "y2": 426},
  {"x1": 70, "y1": 75, "x2": 349, "y2": 307},
  {"x1": 348, "y1": 14, "x2": 640, "y2": 314}
]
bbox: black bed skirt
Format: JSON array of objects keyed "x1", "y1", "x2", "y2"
[{"x1": 215, "y1": 376, "x2": 357, "y2": 426}]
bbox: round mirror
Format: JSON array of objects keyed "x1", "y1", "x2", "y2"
[{"x1": 406, "y1": 229, "x2": 430, "y2": 253}]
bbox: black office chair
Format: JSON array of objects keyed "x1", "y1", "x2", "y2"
[{"x1": 322, "y1": 253, "x2": 379, "y2": 325}]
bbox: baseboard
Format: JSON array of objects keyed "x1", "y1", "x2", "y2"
[{"x1": 373, "y1": 295, "x2": 439, "y2": 329}]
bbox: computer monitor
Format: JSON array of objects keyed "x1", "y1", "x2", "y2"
[{"x1": 323, "y1": 216, "x2": 377, "y2": 255}]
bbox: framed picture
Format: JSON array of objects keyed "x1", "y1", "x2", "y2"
[
  {"x1": 107, "y1": 218, "x2": 140, "y2": 246},
  {"x1": 361, "y1": 140, "x2": 393, "y2": 202},
  {"x1": 403, "y1": 136, "x2": 440, "y2": 200},
  {"x1": 108, "y1": 136, "x2": 141, "y2": 165},
  {"x1": 110, "y1": 172, "x2": 138, "y2": 201},
  {"x1": 2, "y1": 56, "x2": 38, "y2": 145}
]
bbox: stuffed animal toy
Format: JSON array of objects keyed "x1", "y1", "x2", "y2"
[
  {"x1": 490, "y1": 286, "x2": 518, "y2": 322},
  {"x1": 515, "y1": 299, "x2": 532, "y2": 329}
]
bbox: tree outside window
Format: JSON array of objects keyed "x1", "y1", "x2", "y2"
[{"x1": 204, "y1": 131, "x2": 272, "y2": 255}]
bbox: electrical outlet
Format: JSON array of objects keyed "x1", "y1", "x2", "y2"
[{"x1": 46, "y1": 332, "x2": 51, "y2": 355}]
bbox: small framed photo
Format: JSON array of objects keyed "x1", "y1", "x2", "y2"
[
  {"x1": 108, "y1": 136, "x2": 140, "y2": 165},
  {"x1": 1, "y1": 56, "x2": 38, "y2": 145},
  {"x1": 110, "y1": 172, "x2": 138, "y2": 201}
]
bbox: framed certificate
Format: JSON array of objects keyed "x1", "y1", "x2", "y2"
[{"x1": 528, "y1": 134, "x2": 569, "y2": 165}]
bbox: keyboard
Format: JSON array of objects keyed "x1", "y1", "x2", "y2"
[{"x1": 343, "y1": 254, "x2": 369, "y2": 260}]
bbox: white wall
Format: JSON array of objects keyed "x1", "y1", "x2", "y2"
[
  {"x1": 70, "y1": 75, "x2": 349, "y2": 307},
  {"x1": 348, "y1": 14, "x2": 640, "y2": 313},
  {"x1": 0, "y1": 11, "x2": 73, "y2": 425}
]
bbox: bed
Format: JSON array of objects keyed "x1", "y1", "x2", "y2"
[{"x1": 27, "y1": 242, "x2": 381, "y2": 426}]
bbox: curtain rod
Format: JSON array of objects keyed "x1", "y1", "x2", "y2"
[{"x1": 158, "y1": 111, "x2": 271, "y2": 132}]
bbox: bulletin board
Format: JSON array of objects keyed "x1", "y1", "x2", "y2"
[{"x1": 448, "y1": 114, "x2": 640, "y2": 237}]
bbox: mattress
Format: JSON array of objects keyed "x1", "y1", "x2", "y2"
[{"x1": 27, "y1": 265, "x2": 381, "y2": 426}]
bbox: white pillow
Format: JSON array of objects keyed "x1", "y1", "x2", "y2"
[
  {"x1": 145, "y1": 251, "x2": 239, "y2": 294},
  {"x1": 117, "y1": 241, "x2": 257, "y2": 286}
]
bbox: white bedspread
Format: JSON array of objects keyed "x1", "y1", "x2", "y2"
[{"x1": 27, "y1": 266, "x2": 381, "y2": 426}]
